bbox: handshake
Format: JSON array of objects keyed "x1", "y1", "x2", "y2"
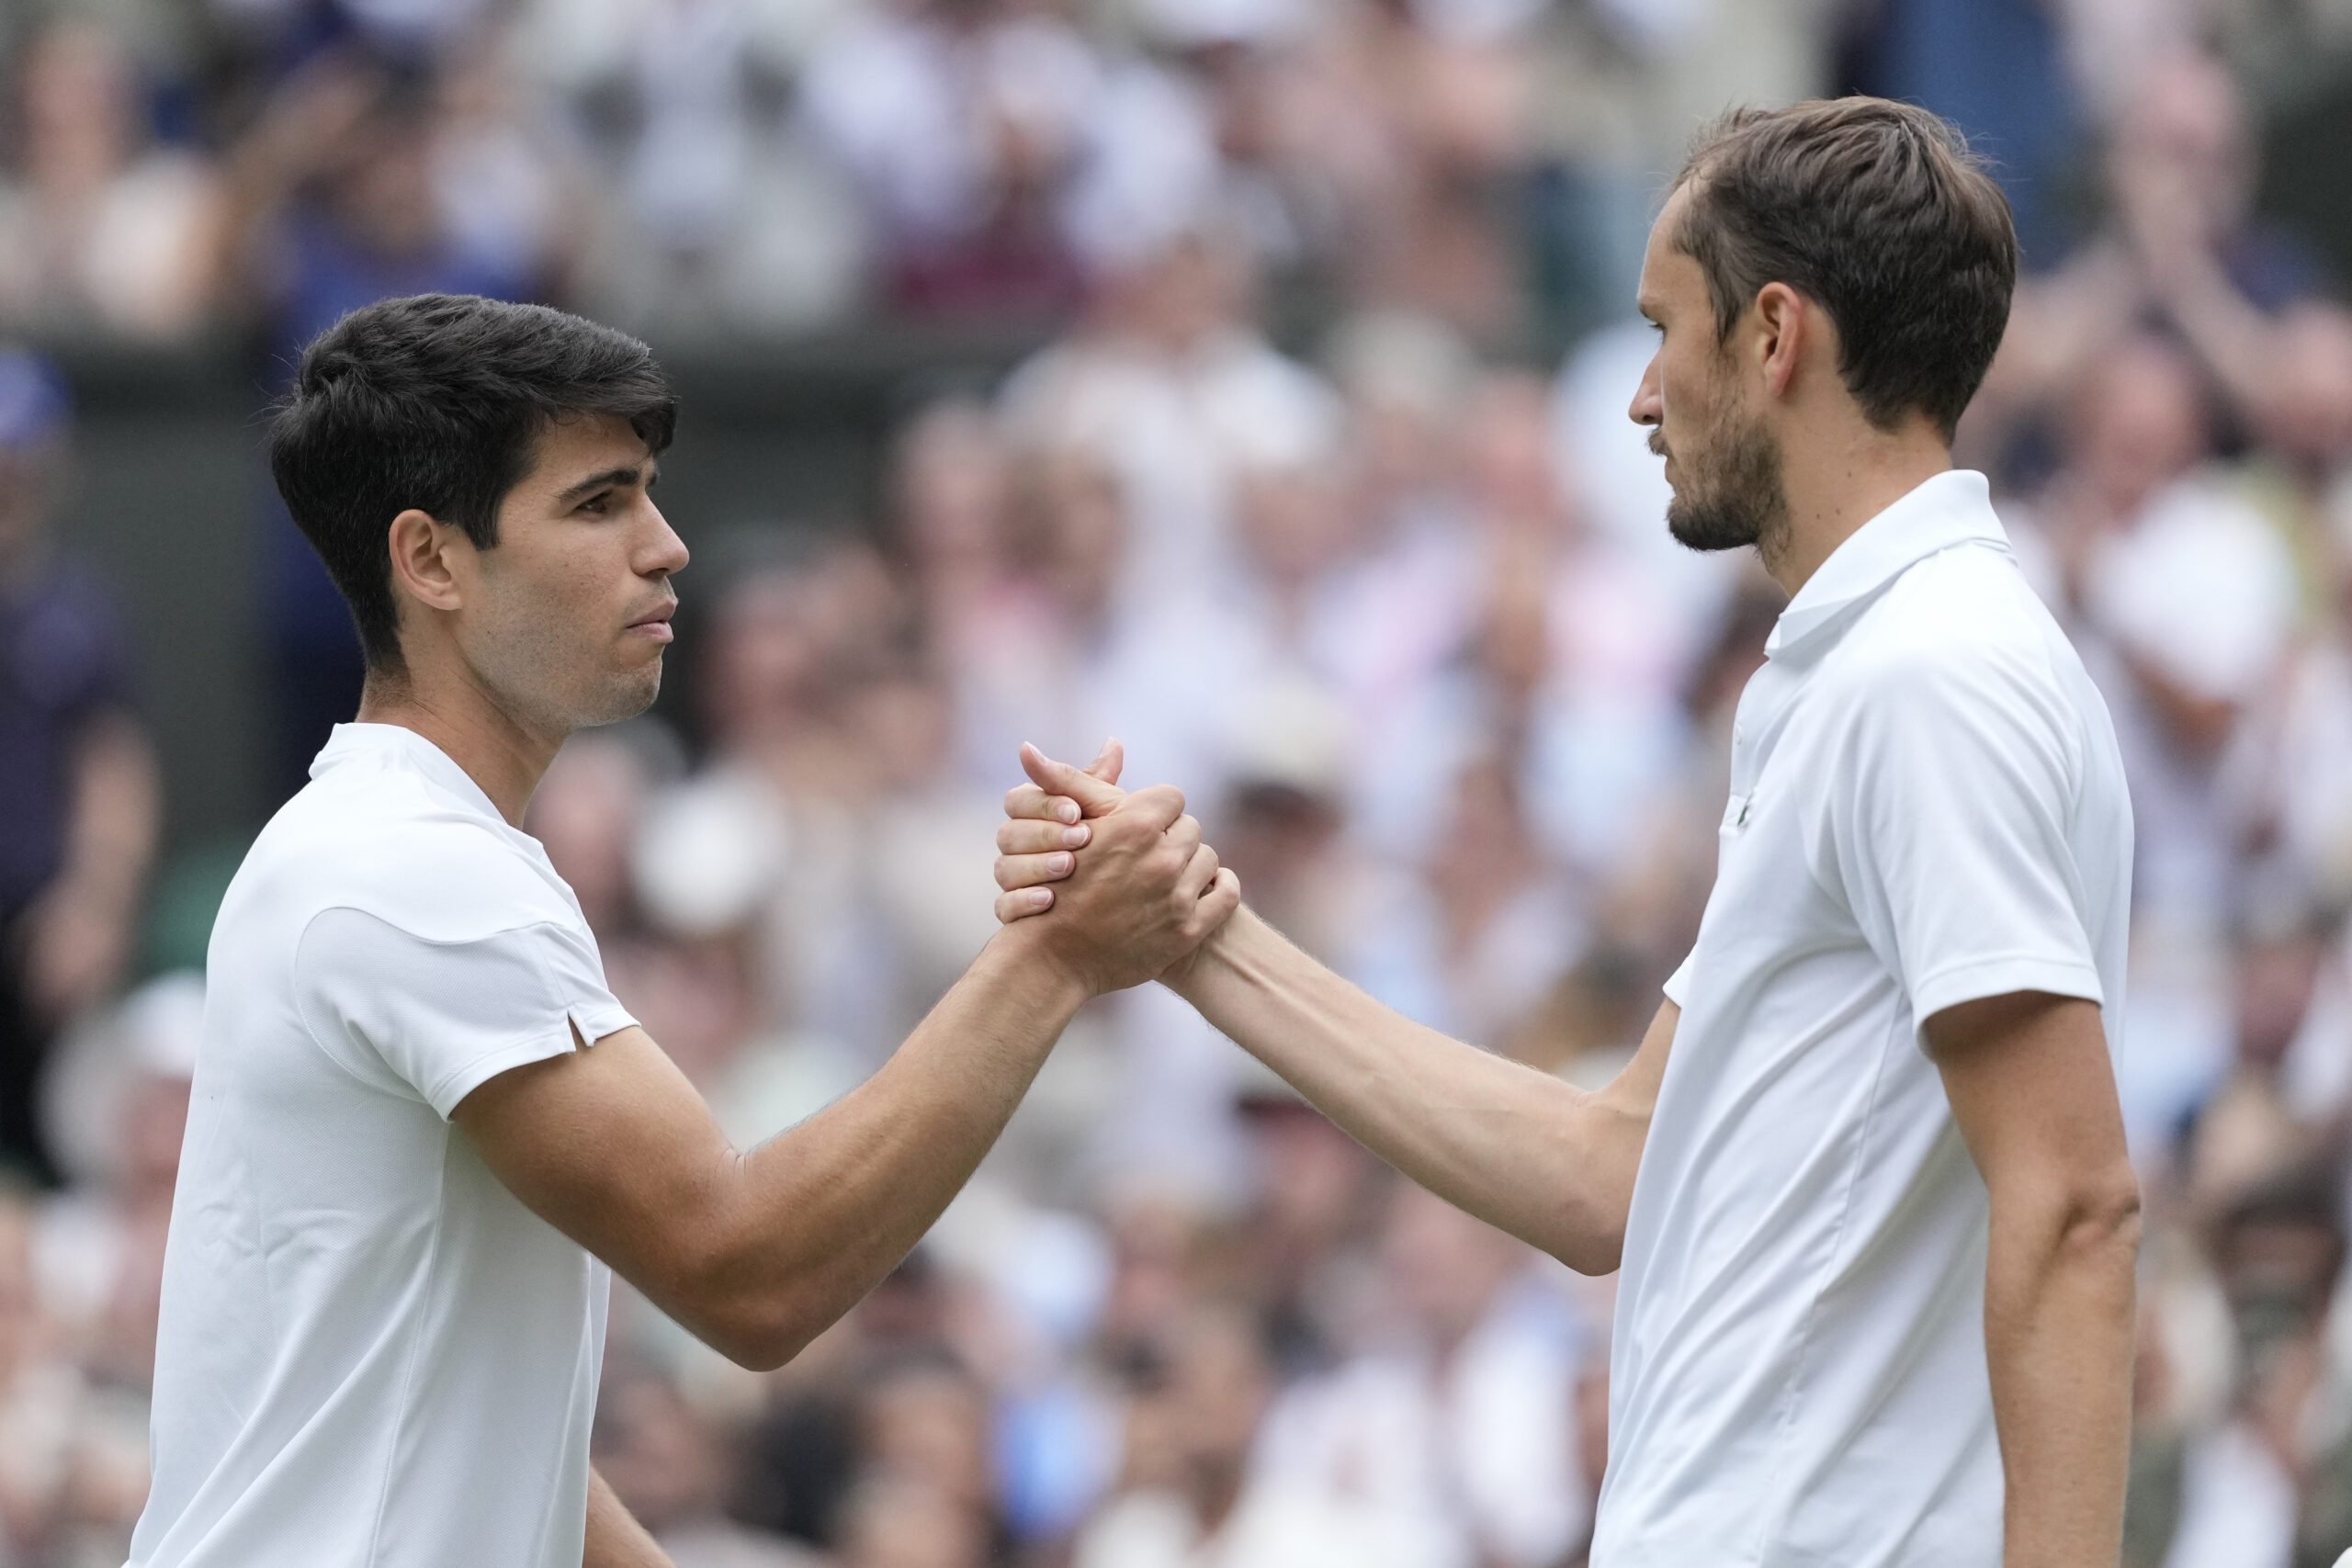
[{"x1": 988, "y1": 739, "x2": 1242, "y2": 996}]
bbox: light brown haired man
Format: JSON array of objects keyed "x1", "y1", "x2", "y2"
[{"x1": 997, "y1": 100, "x2": 2140, "y2": 1567}]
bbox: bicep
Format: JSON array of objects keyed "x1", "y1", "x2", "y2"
[
  {"x1": 1928, "y1": 992, "x2": 2130, "y2": 1198},
  {"x1": 1596, "y1": 997, "x2": 1679, "y2": 1125},
  {"x1": 451, "y1": 1025, "x2": 741, "y2": 1312}
]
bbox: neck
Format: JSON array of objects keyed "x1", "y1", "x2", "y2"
[
  {"x1": 355, "y1": 664, "x2": 565, "y2": 827},
  {"x1": 1190, "y1": 1459, "x2": 1247, "y2": 1538},
  {"x1": 1761, "y1": 419, "x2": 1953, "y2": 597}
]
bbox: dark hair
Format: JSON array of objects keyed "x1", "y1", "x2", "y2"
[
  {"x1": 1671, "y1": 98, "x2": 2018, "y2": 443},
  {"x1": 268, "y1": 294, "x2": 677, "y2": 671}
]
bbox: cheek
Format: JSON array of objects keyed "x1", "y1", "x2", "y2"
[
  {"x1": 1658, "y1": 349, "x2": 1712, "y2": 434},
  {"x1": 473, "y1": 548, "x2": 607, "y2": 674}
]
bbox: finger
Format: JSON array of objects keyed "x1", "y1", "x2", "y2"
[
  {"x1": 1119, "y1": 783, "x2": 1188, "y2": 833},
  {"x1": 1162, "y1": 813, "x2": 1203, "y2": 860},
  {"x1": 998, "y1": 818, "x2": 1091, "y2": 855},
  {"x1": 1182, "y1": 867, "x2": 1242, "y2": 941},
  {"x1": 1006, "y1": 783, "x2": 1082, "y2": 826},
  {"x1": 1174, "y1": 841, "x2": 1219, "y2": 902},
  {"x1": 995, "y1": 851, "x2": 1077, "y2": 892},
  {"x1": 996, "y1": 886, "x2": 1056, "y2": 923},
  {"x1": 1085, "y1": 738, "x2": 1125, "y2": 789},
  {"x1": 1023, "y1": 743, "x2": 1125, "y2": 818}
]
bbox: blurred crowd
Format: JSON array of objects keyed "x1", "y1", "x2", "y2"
[{"x1": 6, "y1": 1, "x2": 2352, "y2": 1566}]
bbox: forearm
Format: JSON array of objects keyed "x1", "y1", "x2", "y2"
[
  {"x1": 584, "y1": 1469, "x2": 672, "y2": 1568},
  {"x1": 709, "y1": 923, "x2": 1088, "y2": 1359},
  {"x1": 1984, "y1": 1193, "x2": 2139, "y2": 1568},
  {"x1": 58, "y1": 713, "x2": 159, "y2": 908},
  {"x1": 2152, "y1": 252, "x2": 2278, "y2": 431},
  {"x1": 1169, "y1": 908, "x2": 1651, "y2": 1272}
]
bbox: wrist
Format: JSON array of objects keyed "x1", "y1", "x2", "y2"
[
  {"x1": 981, "y1": 917, "x2": 1095, "y2": 1015},
  {"x1": 1160, "y1": 904, "x2": 1250, "y2": 1003}
]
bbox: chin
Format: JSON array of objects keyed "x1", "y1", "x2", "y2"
[{"x1": 576, "y1": 664, "x2": 663, "y2": 728}]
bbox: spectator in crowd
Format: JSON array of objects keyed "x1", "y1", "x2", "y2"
[
  {"x1": 1075, "y1": 1302, "x2": 1421, "y2": 1568},
  {"x1": 0, "y1": 20, "x2": 221, "y2": 342},
  {"x1": 800, "y1": 0, "x2": 1113, "y2": 322},
  {"x1": 1980, "y1": 46, "x2": 2333, "y2": 467},
  {"x1": 1229, "y1": 1090, "x2": 1384, "y2": 1376},
  {"x1": 0, "y1": 351, "x2": 157, "y2": 1190},
  {"x1": 594, "y1": 1357, "x2": 822, "y2": 1568},
  {"x1": 2128, "y1": 1163, "x2": 2352, "y2": 1568},
  {"x1": 999, "y1": 220, "x2": 1340, "y2": 632},
  {"x1": 1258, "y1": 1185, "x2": 1592, "y2": 1568},
  {"x1": 519, "y1": 0, "x2": 864, "y2": 333}
]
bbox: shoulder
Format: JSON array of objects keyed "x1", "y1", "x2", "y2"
[
  {"x1": 1819, "y1": 547, "x2": 2091, "y2": 781},
  {"x1": 1833, "y1": 547, "x2": 2075, "y2": 712},
  {"x1": 253, "y1": 769, "x2": 579, "y2": 945}
]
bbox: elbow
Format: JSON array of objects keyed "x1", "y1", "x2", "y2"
[
  {"x1": 1545, "y1": 1200, "x2": 1629, "y2": 1277},
  {"x1": 658, "y1": 1234, "x2": 820, "y2": 1371},
  {"x1": 1558, "y1": 1243, "x2": 1624, "y2": 1277},
  {"x1": 694, "y1": 1291, "x2": 818, "y2": 1373},
  {"x1": 1554, "y1": 1226, "x2": 1625, "y2": 1278},
  {"x1": 2051, "y1": 1165, "x2": 2144, "y2": 1274}
]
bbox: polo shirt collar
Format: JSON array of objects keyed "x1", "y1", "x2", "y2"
[
  {"x1": 311, "y1": 722, "x2": 507, "y2": 828},
  {"x1": 1765, "y1": 468, "x2": 2009, "y2": 661}
]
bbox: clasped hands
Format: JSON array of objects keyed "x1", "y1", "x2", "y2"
[{"x1": 991, "y1": 740, "x2": 1240, "y2": 994}]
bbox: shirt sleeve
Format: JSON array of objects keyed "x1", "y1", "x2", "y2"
[
  {"x1": 1661, "y1": 949, "x2": 1696, "y2": 1008},
  {"x1": 1820, "y1": 651, "x2": 2103, "y2": 1046},
  {"x1": 295, "y1": 908, "x2": 639, "y2": 1118}
]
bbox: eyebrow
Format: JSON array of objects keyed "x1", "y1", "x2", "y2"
[{"x1": 556, "y1": 463, "x2": 657, "y2": 505}]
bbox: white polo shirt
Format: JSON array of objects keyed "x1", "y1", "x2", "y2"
[
  {"x1": 1592, "y1": 471, "x2": 2132, "y2": 1567},
  {"x1": 130, "y1": 724, "x2": 638, "y2": 1568}
]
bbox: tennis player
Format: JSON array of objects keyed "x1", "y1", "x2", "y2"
[
  {"x1": 994, "y1": 99, "x2": 2139, "y2": 1565},
  {"x1": 127, "y1": 294, "x2": 1238, "y2": 1568}
]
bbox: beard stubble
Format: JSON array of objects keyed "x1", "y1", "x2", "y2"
[{"x1": 1656, "y1": 389, "x2": 1791, "y2": 562}]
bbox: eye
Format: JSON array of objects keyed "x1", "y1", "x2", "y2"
[{"x1": 577, "y1": 491, "x2": 612, "y2": 515}]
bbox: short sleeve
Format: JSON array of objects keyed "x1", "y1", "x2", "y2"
[
  {"x1": 1822, "y1": 654, "x2": 2103, "y2": 1045},
  {"x1": 1661, "y1": 949, "x2": 1696, "y2": 1008},
  {"x1": 295, "y1": 908, "x2": 639, "y2": 1117}
]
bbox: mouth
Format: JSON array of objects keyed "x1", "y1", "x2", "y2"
[{"x1": 627, "y1": 603, "x2": 677, "y2": 644}]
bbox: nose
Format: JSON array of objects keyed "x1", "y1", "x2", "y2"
[
  {"x1": 640, "y1": 501, "x2": 689, "y2": 579},
  {"x1": 1628, "y1": 353, "x2": 1663, "y2": 428}
]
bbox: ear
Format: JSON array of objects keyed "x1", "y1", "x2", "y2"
[
  {"x1": 1751, "y1": 282, "x2": 1811, "y2": 401},
  {"x1": 385, "y1": 507, "x2": 467, "y2": 616}
]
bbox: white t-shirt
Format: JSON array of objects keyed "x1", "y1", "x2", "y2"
[
  {"x1": 1594, "y1": 471, "x2": 2132, "y2": 1567},
  {"x1": 130, "y1": 724, "x2": 638, "y2": 1568}
]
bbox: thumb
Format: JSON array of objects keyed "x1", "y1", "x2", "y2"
[
  {"x1": 1085, "y1": 738, "x2": 1125, "y2": 788},
  {"x1": 1023, "y1": 742, "x2": 1125, "y2": 817}
]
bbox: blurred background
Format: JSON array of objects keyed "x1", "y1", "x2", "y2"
[{"x1": 3, "y1": 0, "x2": 2352, "y2": 1564}]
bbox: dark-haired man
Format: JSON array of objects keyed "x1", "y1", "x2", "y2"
[
  {"x1": 995, "y1": 99, "x2": 2140, "y2": 1564},
  {"x1": 128, "y1": 294, "x2": 1238, "y2": 1568}
]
